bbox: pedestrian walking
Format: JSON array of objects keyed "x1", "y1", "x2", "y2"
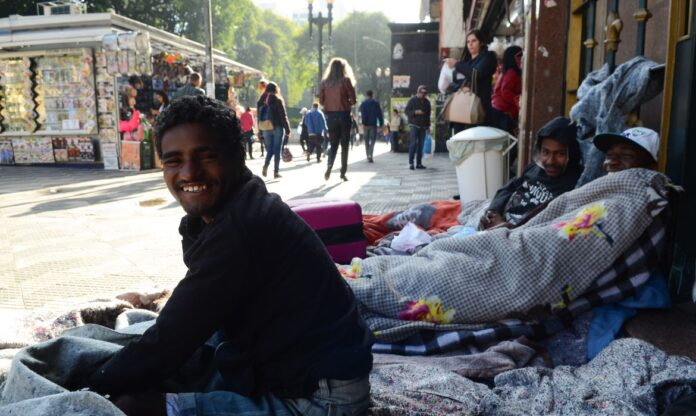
[
  {"x1": 404, "y1": 85, "x2": 431, "y2": 170},
  {"x1": 298, "y1": 107, "x2": 309, "y2": 153},
  {"x1": 304, "y1": 103, "x2": 328, "y2": 163},
  {"x1": 359, "y1": 90, "x2": 383, "y2": 163},
  {"x1": 319, "y1": 57, "x2": 357, "y2": 181},
  {"x1": 240, "y1": 106, "x2": 255, "y2": 159},
  {"x1": 257, "y1": 82, "x2": 291, "y2": 179}
]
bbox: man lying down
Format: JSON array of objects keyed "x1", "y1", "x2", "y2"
[{"x1": 346, "y1": 126, "x2": 671, "y2": 343}]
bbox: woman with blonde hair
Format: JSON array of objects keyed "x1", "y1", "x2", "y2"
[{"x1": 319, "y1": 57, "x2": 357, "y2": 181}]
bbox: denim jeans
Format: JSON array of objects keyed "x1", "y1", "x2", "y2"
[
  {"x1": 364, "y1": 125, "x2": 377, "y2": 160},
  {"x1": 263, "y1": 127, "x2": 284, "y2": 173},
  {"x1": 167, "y1": 376, "x2": 371, "y2": 416},
  {"x1": 325, "y1": 112, "x2": 351, "y2": 175},
  {"x1": 408, "y1": 125, "x2": 426, "y2": 166}
]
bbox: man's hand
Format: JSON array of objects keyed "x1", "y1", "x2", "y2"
[
  {"x1": 415, "y1": 110, "x2": 424, "y2": 115},
  {"x1": 111, "y1": 393, "x2": 166, "y2": 416},
  {"x1": 479, "y1": 210, "x2": 505, "y2": 230}
]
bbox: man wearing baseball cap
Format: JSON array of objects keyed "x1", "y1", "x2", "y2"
[{"x1": 593, "y1": 127, "x2": 659, "y2": 174}]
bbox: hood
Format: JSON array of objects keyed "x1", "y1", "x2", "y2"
[{"x1": 535, "y1": 116, "x2": 582, "y2": 172}]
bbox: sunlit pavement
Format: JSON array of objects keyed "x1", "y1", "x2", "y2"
[{"x1": 0, "y1": 140, "x2": 459, "y2": 311}]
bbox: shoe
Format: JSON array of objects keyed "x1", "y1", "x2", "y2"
[
  {"x1": 324, "y1": 169, "x2": 331, "y2": 181},
  {"x1": 306, "y1": 153, "x2": 311, "y2": 162},
  {"x1": 274, "y1": 172, "x2": 282, "y2": 179},
  {"x1": 316, "y1": 158, "x2": 321, "y2": 163},
  {"x1": 368, "y1": 157, "x2": 374, "y2": 163},
  {"x1": 262, "y1": 165, "x2": 268, "y2": 177},
  {"x1": 409, "y1": 164, "x2": 415, "y2": 170},
  {"x1": 416, "y1": 164, "x2": 427, "y2": 169},
  {"x1": 340, "y1": 174, "x2": 348, "y2": 181}
]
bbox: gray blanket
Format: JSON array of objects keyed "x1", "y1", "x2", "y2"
[
  {"x1": 347, "y1": 169, "x2": 669, "y2": 342},
  {"x1": 2, "y1": 324, "x2": 695, "y2": 415}
]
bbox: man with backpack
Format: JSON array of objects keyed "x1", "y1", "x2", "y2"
[
  {"x1": 359, "y1": 90, "x2": 384, "y2": 163},
  {"x1": 305, "y1": 103, "x2": 329, "y2": 163}
]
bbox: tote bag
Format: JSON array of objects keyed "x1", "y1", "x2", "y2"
[{"x1": 443, "y1": 70, "x2": 486, "y2": 125}]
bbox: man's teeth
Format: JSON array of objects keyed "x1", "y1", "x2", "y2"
[{"x1": 182, "y1": 185, "x2": 207, "y2": 192}]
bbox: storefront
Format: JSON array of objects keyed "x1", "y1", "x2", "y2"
[{"x1": 0, "y1": 12, "x2": 263, "y2": 170}]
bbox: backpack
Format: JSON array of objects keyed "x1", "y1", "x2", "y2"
[{"x1": 258, "y1": 97, "x2": 274, "y2": 131}]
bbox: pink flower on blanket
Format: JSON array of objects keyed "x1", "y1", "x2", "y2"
[
  {"x1": 398, "y1": 296, "x2": 455, "y2": 324},
  {"x1": 554, "y1": 202, "x2": 614, "y2": 245}
]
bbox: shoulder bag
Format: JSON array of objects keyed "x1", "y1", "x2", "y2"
[{"x1": 442, "y1": 69, "x2": 486, "y2": 125}]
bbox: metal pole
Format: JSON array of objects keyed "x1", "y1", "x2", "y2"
[
  {"x1": 203, "y1": 0, "x2": 215, "y2": 98},
  {"x1": 318, "y1": 17, "x2": 324, "y2": 89}
]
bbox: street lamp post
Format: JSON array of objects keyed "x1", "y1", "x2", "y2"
[
  {"x1": 308, "y1": 0, "x2": 334, "y2": 92},
  {"x1": 374, "y1": 66, "x2": 391, "y2": 113}
]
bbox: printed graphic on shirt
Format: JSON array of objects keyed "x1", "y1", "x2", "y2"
[{"x1": 503, "y1": 180, "x2": 555, "y2": 224}]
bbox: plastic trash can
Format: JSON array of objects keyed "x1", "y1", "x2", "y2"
[{"x1": 446, "y1": 127, "x2": 512, "y2": 203}]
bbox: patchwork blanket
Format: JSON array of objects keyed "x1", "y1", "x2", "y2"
[{"x1": 346, "y1": 169, "x2": 671, "y2": 344}]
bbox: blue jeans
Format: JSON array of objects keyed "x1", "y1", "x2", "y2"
[
  {"x1": 325, "y1": 112, "x2": 351, "y2": 176},
  {"x1": 168, "y1": 376, "x2": 371, "y2": 416},
  {"x1": 364, "y1": 126, "x2": 377, "y2": 160},
  {"x1": 263, "y1": 127, "x2": 284, "y2": 173},
  {"x1": 408, "y1": 125, "x2": 426, "y2": 166}
]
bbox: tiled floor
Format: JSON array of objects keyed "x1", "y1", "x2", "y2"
[{"x1": 0, "y1": 141, "x2": 460, "y2": 311}]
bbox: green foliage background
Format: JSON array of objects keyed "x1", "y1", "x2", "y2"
[{"x1": 0, "y1": 0, "x2": 392, "y2": 108}]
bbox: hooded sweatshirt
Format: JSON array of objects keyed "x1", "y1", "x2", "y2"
[{"x1": 488, "y1": 117, "x2": 582, "y2": 225}]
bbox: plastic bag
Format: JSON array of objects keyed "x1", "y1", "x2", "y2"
[
  {"x1": 391, "y1": 222, "x2": 432, "y2": 251},
  {"x1": 438, "y1": 64, "x2": 454, "y2": 93}
]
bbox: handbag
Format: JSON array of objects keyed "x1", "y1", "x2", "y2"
[
  {"x1": 282, "y1": 146, "x2": 293, "y2": 162},
  {"x1": 443, "y1": 69, "x2": 486, "y2": 125}
]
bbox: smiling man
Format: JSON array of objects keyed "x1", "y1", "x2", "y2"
[
  {"x1": 86, "y1": 96, "x2": 374, "y2": 416},
  {"x1": 480, "y1": 117, "x2": 582, "y2": 230},
  {"x1": 593, "y1": 127, "x2": 659, "y2": 174}
]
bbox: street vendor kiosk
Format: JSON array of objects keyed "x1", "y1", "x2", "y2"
[{"x1": 0, "y1": 10, "x2": 263, "y2": 170}]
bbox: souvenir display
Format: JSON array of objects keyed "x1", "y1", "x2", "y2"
[
  {"x1": 51, "y1": 136, "x2": 94, "y2": 163},
  {"x1": 0, "y1": 139, "x2": 14, "y2": 165},
  {"x1": 0, "y1": 58, "x2": 38, "y2": 133},
  {"x1": 35, "y1": 49, "x2": 97, "y2": 133},
  {"x1": 11, "y1": 137, "x2": 55, "y2": 164}
]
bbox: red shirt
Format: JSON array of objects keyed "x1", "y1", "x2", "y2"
[
  {"x1": 240, "y1": 111, "x2": 254, "y2": 133},
  {"x1": 491, "y1": 68, "x2": 522, "y2": 120}
]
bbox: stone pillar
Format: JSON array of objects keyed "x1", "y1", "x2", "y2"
[{"x1": 517, "y1": 0, "x2": 570, "y2": 173}]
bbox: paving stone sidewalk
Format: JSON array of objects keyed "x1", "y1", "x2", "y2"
[{"x1": 0, "y1": 141, "x2": 460, "y2": 311}]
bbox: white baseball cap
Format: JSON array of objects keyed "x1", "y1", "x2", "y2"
[{"x1": 594, "y1": 127, "x2": 659, "y2": 162}]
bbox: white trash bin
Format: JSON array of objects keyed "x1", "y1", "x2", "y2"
[{"x1": 446, "y1": 127, "x2": 515, "y2": 204}]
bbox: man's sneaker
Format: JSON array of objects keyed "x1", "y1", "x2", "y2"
[
  {"x1": 409, "y1": 164, "x2": 415, "y2": 170},
  {"x1": 306, "y1": 153, "x2": 311, "y2": 162},
  {"x1": 368, "y1": 157, "x2": 374, "y2": 163},
  {"x1": 340, "y1": 174, "x2": 348, "y2": 181},
  {"x1": 274, "y1": 172, "x2": 282, "y2": 179},
  {"x1": 416, "y1": 164, "x2": 427, "y2": 169},
  {"x1": 262, "y1": 165, "x2": 268, "y2": 177},
  {"x1": 324, "y1": 169, "x2": 331, "y2": 181}
]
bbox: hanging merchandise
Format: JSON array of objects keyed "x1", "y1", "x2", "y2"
[
  {"x1": 34, "y1": 49, "x2": 98, "y2": 133},
  {"x1": 0, "y1": 57, "x2": 38, "y2": 133}
]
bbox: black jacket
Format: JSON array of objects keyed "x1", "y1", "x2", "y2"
[
  {"x1": 405, "y1": 95, "x2": 431, "y2": 128},
  {"x1": 454, "y1": 49, "x2": 498, "y2": 112},
  {"x1": 489, "y1": 117, "x2": 582, "y2": 225},
  {"x1": 87, "y1": 169, "x2": 374, "y2": 398}
]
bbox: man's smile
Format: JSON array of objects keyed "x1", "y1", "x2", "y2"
[{"x1": 180, "y1": 183, "x2": 209, "y2": 193}]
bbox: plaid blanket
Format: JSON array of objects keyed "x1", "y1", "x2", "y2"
[{"x1": 346, "y1": 169, "x2": 672, "y2": 347}]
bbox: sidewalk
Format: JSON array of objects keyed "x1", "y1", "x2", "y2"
[{"x1": 0, "y1": 141, "x2": 460, "y2": 311}]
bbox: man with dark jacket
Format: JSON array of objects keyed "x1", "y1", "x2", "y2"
[
  {"x1": 404, "y1": 85, "x2": 432, "y2": 170},
  {"x1": 359, "y1": 90, "x2": 384, "y2": 163},
  {"x1": 174, "y1": 72, "x2": 206, "y2": 98},
  {"x1": 85, "y1": 96, "x2": 374, "y2": 415},
  {"x1": 480, "y1": 117, "x2": 582, "y2": 230}
]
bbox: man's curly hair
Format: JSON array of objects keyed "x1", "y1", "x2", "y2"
[{"x1": 154, "y1": 96, "x2": 244, "y2": 168}]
